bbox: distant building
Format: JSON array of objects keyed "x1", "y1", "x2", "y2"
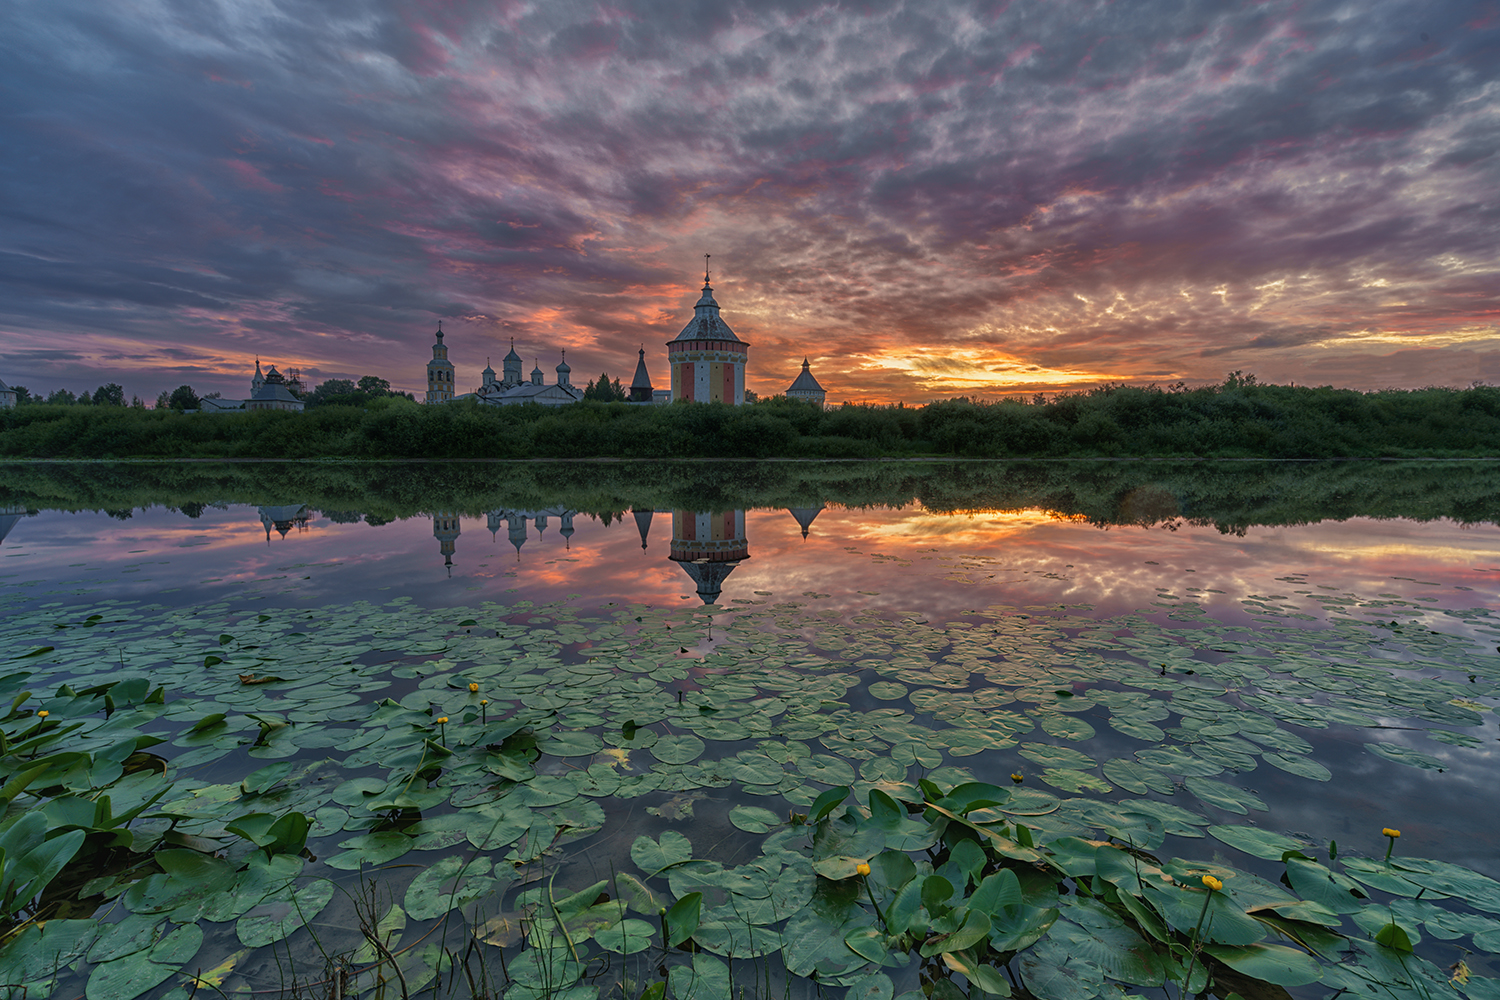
[
  {"x1": 475, "y1": 353, "x2": 583, "y2": 406},
  {"x1": 667, "y1": 262, "x2": 749, "y2": 405},
  {"x1": 247, "y1": 365, "x2": 305, "y2": 412},
  {"x1": 785, "y1": 358, "x2": 827, "y2": 408},
  {"x1": 200, "y1": 358, "x2": 303, "y2": 413},
  {"x1": 0, "y1": 377, "x2": 15, "y2": 409},
  {"x1": 426, "y1": 325, "x2": 455, "y2": 403},
  {"x1": 629, "y1": 347, "x2": 657, "y2": 403}
]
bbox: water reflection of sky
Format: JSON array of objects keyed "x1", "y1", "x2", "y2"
[
  {"x1": 3, "y1": 501, "x2": 1499, "y2": 887},
  {"x1": 4, "y1": 503, "x2": 1500, "y2": 622}
]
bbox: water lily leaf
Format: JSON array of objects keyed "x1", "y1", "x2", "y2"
[
  {"x1": 668, "y1": 953, "x2": 731, "y2": 1000},
  {"x1": 405, "y1": 856, "x2": 499, "y2": 922},
  {"x1": 538, "y1": 730, "x2": 605, "y2": 757},
  {"x1": 1208, "y1": 824, "x2": 1309, "y2": 860},
  {"x1": 1019, "y1": 744, "x2": 1095, "y2": 769},
  {"x1": 1018, "y1": 933, "x2": 1106, "y2": 1000},
  {"x1": 236, "y1": 878, "x2": 334, "y2": 948},
  {"x1": 1185, "y1": 777, "x2": 1266, "y2": 815},
  {"x1": 1284, "y1": 858, "x2": 1368, "y2": 914},
  {"x1": 1041, "y1": 769, "x2": 1111, "y2": 794},
  {"x1": 869, "y1": 682, "x2": 907, "y2": 700},
  {"x1": 801, "y1": 755, "x2": 857, "y2": 786},
  {"x1": 1364, "y1": 742, "x2": 1444, "y2": 771},
  {"x1": 1101, "y1": 759, "x2": 1174, "y2": 795},
  {"x1": 1261, "y1": 751, "x2": 1331, "y2": 781},
  {"x1": 1036, "y1": 713, "x2": 1096, "y2": 741},
  {"x1": 1051, "y1": 898, "x2": 1166, "y2": 986},
  {"x1": 729, "y1": 804, "x2": 782, "y2": 833},
  {"x1": 594, "y1": 918, "x2": 656, "y2": 954},
  {"x1": 649, "y1": 734, "x2": 705, "y2": 764},
  {"x1": 1204, "y1": 943, "x2": 1323, "y2": 985},
  {"x1": 631, "y1": 830, "x2": 694, "y2": 873},
  {"x1": 845, "y1": 925, "x2": 891, "y2": 964}
]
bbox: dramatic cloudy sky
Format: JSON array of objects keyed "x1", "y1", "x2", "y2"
[{"x1": 3, "y1": 0, "x2": 1499, "y2": 403}]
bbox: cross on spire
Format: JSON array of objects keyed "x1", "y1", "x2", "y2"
[{"x1": 703, "y1": 253, "x2": 711, "y2": 285}]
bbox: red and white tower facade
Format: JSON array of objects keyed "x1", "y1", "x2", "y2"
[
  {"x1": 669, "y1": 510, "x2": 749, "y2": 605},
  {"x1": 667, "y1": 258, "x2": 748, "y2": 405}
]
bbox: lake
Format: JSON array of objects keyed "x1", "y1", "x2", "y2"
[{"x1": 1, "y1": 460, "x2": 1498, "y2": 1000}]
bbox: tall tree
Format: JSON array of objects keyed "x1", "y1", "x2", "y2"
[
  {"x1": 167, "y1": 385, "x2": 200, "y2": 412},
  {"x1": 93, "y1": 383, "x2": 126, "y2": 406},
  {"x1": 584, "y1": 373, "x2": 626, "y2": 402},
  {"x1": 358, "y1": 375, "x2": 391, "y2": 395}
]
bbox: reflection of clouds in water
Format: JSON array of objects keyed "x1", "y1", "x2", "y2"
[{"x1": 3, "y1": 504, "x2": 1497, "y2": 645}]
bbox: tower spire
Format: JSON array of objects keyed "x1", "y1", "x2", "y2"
[{"x1": 703, "y1": 253, "x2": 711, "y2": 285}]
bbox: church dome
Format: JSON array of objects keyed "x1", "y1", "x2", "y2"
[{"x1": 671, "y1": 279, "x2": 744, "y2": 343}]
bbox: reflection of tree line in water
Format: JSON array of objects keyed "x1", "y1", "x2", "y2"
[{"x1": 2, "y1": 459, "x2": 1499, "y2": 533}]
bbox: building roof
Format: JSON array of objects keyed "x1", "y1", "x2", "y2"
[
  {"x1": 787, "y1": 358, "x2": 825, "y2": 393},
  {"x1": 631, "y1": 347, "x2": 653, "y2": 390},
  {"x1": 671, "y1": 280, "x2": 744, "y2": 343},
  {"x1": 200, "y1": 396, "x2": 245, "y2": 411},
  {"x1": 251, "y1": 383, "x2": 302, "y2": 403},
  {"x1": 0, "y1": 377, "x2": 10, "y2": 392},
  {"x1": 556, "y1": 352, "x2": 570, "y2": 374},
  {"x1": 503, "y1": 339, "x2": 523, "y2": 362},
  {"x1": 497, "y1": 382, "x2": 583, "y2": 403}
]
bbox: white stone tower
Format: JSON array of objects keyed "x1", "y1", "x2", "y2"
[{"x1": 425, "y1": 323, "x2": 455, "y2": 403}]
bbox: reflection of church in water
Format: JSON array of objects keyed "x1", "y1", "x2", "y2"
[
  {"x1": 0, "y1": 507, "x2": 30, "y2": 547},
  {"x1": 425, "y1": 504, "x2": 826, "y2": 602},
  {"x1": 258, "y1": 505, "x2": 313, "y2": 543}
]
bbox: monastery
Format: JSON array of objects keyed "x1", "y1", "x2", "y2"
[{"x1": 424, "y1": 264, "x2": 828, "y2": 409}]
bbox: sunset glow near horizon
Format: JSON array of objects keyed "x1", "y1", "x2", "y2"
[{"x1": 3, "y1": 1, "x2": 1499, "y2": 405}]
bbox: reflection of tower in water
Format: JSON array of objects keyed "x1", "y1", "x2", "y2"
[
  {"x1": 0, "y1": 507, "x2": 28, "y2": 546},
  {"x1": 669, "y1": 510, "x2": 749, "y2": 605},
  {"x1": 433, "y1": 512, "x2": 460, "y2": 576},
  {"x1": 258, "y1": 505, "x2": 312, "y2": 544},
  {"x1": 786, "y1": 504, "x2": 825, "y2": 540}
]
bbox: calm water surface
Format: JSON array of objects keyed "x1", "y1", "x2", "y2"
[{"x1": 2, "y1": 487, "x2": 1499, "y2": 996}]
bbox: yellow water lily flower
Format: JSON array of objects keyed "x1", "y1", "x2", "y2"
[
  {"x1": 1010, "y1": 773, "x2": 1024, "y2": 784},
  {"x1": 36, "y1": 710, "x2": 48, "y2": 718},
  {"x1": 469, "y1": 683, "x2": 479, "y2": 693},
  {"x1": 855, "y1": 863, "x2": 871, "y2": 877},
  {"x1": 1202, "y1": 875, "x2": 1223, "y2": 891},
  {"x1": 436, "y1": 716, "x2": 449, "y2": 724},
  {"x1": 1383, "y1": 828, "x2": 1401, "y2": 839}
]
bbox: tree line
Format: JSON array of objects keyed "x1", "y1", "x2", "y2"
[
  {"x1": 6, "y1": 375, "x2": 413, "y2": 412},
  {"x1": 2, "y1": 375, "x2": 1498, "y2": 459}
]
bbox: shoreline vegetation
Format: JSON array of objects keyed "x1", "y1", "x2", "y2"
[
  {"x1": 3, "y1": 458, "x2": 1498, "y2": 531},
  {"x1": 3, "y1": 376, "x2": 1500, "y2": 461}
]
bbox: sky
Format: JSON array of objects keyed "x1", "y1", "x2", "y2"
[{"x1": 3, "y1": 0, "x2": 1499, "y2": 404}]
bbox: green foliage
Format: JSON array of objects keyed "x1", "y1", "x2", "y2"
[
  {"x1": 166, "y1": 385, "x2": 199, "y2": 412},
  {"x1": 582, "y1": 372, "x2": 626, "y2": 402},
  {"x1": 2, "y1": 381, "x2": 1498, "y2": 458}
]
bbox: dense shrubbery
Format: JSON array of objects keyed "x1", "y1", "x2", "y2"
[{"x1": 2, "y1": 378, "x2": 1498, "y2": 459}]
